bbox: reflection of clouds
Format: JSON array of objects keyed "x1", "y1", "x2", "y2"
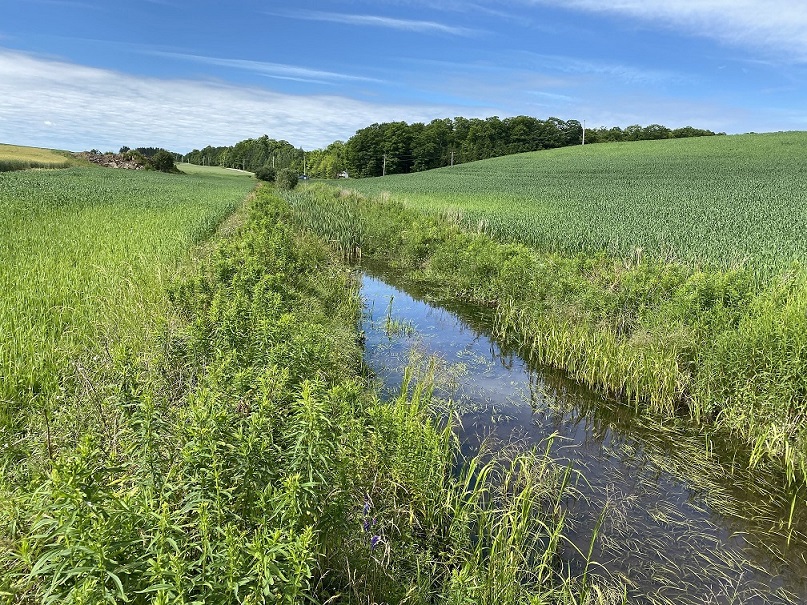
[
  {"x1": 526, "y1": 0, "x2": 807, "y2": 62},
  {"x1": 0, "y1": 49, "x2": 482, "y2": 152}
]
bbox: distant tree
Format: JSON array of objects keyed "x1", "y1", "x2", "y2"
[
  {"x1": 671, "y1": 126, "x2": 716, "y2": 138},
  {"x1": 345, "y1": 124, "x2": 385, "y2": 177},
  {"x1": 275, "y1": 168, "x2": 298, "y2": 190},
  {"x1": 150, "y1": 150, "x2": 177, "y2": 173},
  {"x1": 504, "y1": 115, "x2": 541, "y2": 153},
  {"x1": 136, "y1": 147, "x2": 161, "y2": 158},
  {"x1": 624, "y1": 124, "x2": 643, "y2": 141},
  {"x1": 641, "y1": 124, "x2": 672, "y2": 140},
  {"x1": 534, "y1": 118, "x2": 566, "y2": 149},
  {"x1": 586, "y1": 126, "x2": 625, "y2": 143},
  {"x1": 564, "y1": 119, "x2": 584, "y2": 146},
  {"x1": 255, "y1": 165, "x2": 276, "y2": 182},
  {"x1": 381, "y1": 121, "x2": 414, "y2": 174},
  {"x1": 119, "y1": 146, "x2": 131, "y2": 154},
  {"x1": 412, "y1": 120, "x2": 448, "y2": 171}
]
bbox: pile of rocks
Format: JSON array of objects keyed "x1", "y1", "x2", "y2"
[{"x1": 74, "y1": 151, "x2": 147, "y2": 170}]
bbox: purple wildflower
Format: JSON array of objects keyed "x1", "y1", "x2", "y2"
[{"x1": 370, "y1": 535, "x2": 382, "y2": 550}]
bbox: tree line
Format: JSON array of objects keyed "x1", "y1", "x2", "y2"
[
  {"x1": 183, "y1": 136, "x2": 303, "y2": 173},
  {"x1": 183, "y1": 116, "x2": 719, "y2": 179}
]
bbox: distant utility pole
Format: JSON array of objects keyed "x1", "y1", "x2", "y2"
[
  {"x1": 582, "y1": 120, "x2": 586, "y2": 145},
  {"x1": 450, "y1": 150, "x2": 454, "y2": 167},
  {"x1": 382, "y1": 154, "x2": 386, "y2": 177},
  {"x1": 303, "y1": 152, "x2": 306, "y2": 176}
]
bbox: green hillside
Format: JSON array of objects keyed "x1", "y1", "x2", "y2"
[
  {"x1": 0, "y1": 143, "x2": 84, "y2": 171},
  {"x1": 338, "y1": 132, "x2": 807, "y2": 274}
]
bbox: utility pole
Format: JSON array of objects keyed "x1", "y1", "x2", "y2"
[
  {"x1": 450, "y1": 150, "x2": 454, "y2": 167},
  {"x1": 582, "y1": 120, "x2": 586, "y2": 145},
  {"x1": 303, "y1": 152, "x2": 306, "y2": 176},
  {"x1": 382, "y1": 154, "x2": 386, "y2": 177}
]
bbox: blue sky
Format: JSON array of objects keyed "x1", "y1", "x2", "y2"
[{"x1": 2, "y1": 0, "x2": 806, "y2": 152}]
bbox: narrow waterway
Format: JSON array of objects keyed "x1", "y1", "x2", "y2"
[{"x1": 360, "y1": 268, "x2": 807, "y2": 605}]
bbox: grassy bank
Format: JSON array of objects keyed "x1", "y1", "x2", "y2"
[
  {"x1": 281, "y1": 184, "x2": 807, "y2": 484},
  {"x1": 1, "y1": 180, "x2": 610, "y2": 603}
]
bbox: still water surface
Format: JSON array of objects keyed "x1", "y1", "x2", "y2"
[{"x1": 360, "y1": 268, "x2": 807, "y2": 605}]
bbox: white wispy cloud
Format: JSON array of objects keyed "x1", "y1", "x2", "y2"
[
  {"x1": 148, "y1": 51, "x2": 382, "y2": 84},
  {"x1": 0, "y1": 48, "x2": 491, "y2": 152},
  {"x1": 524, "y1": 0, "x2": 807, "y2": 62},
  {"x1": 525, "y1": 53, "x2": 689, "y2": 85},
  {"x1": 274, "y1": 9, "x2": 480, "y2": 36},
  {"x1": 528, "y1": 91, "x2": 578, "y2": 103}
]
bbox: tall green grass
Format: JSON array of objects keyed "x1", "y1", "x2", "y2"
[
  {"x1": 0, "y1": 159, "x2": 72, "y2": 171},
  {"x1": 337, "y1": 132, "x2": 807, "y2": 276},
  {"x1": 0, "y1": 167, "x2": 254, "y2": 477}
]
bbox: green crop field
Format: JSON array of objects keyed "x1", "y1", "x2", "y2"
[
  {"x1": 0, "y1": 143, "x2": 83, "y2": 171},
  {"x1": 178, "y1": 162, "x2": 255, "y2": 178},
  {"x1": 336, "y1": 132, "x2": 807, "y2": 275},
  {"x1": 0, "y1": 166, "x2": 255, "y2": 439}
]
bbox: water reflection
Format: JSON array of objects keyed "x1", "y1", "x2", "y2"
[{"x1": 360, "y1": 269, "x2": 807, "y2": 605}]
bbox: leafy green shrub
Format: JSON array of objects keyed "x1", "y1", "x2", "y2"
[
  {"x1": 149, "y1": 150, "x2": 178, "y2": 173},
  {"x1": 254, "y1": 165, "x2": 276, "y2": 182},
  {"x1": 276, "y1": 168, "x2": 298, "y2": 190}
]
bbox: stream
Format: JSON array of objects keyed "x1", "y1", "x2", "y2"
[{"x1": 359, "y1": 267, "x2": 807, "y2": 605}]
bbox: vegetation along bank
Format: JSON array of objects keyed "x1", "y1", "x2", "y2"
[
  {"x1": 1, "y1": 163, "x2": 611, "y2": 602},
  {"x1": 280, "y1": 132, "x2": 807, "y2": 485}
]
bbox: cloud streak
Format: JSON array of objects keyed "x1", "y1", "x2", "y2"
[
  {"x1": 0, "y1": 49, "x2": 492, "y2": 152},
  {"x1": 148, "y1": 51, "x2": 382, "y2": 84},
  {"x1": 524, "y1": 0, "x2": 807, "y2": 62},
  {"x1": 525, "y1": 53, "x2": 689, "y2": 85},
  {"x1": 275, "y1": 9, "x2": 480, "y2": 36}
]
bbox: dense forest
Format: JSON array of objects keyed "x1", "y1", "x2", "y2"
[{"x1": 184, "y1": 116, "x2": 719, "y2": 179}]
